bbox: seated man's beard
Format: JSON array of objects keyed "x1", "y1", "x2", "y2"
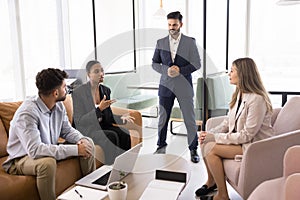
[{"x1": 57, "y1": 95, "x2": 66, "y2": 102}]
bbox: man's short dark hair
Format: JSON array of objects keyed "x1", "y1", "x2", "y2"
[
  {"x1": 36, "y1": 68, "x2": 68, "y2": 96},
  {"x1": 86, "y1": 60, "x2": 100, "y2": 73},
  {"x1": 167, "y1": 11, "x2": 183, "y2": 23}
]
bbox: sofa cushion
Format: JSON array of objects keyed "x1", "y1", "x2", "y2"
[
  {"x1": 271, "y1": 108, "x2": 281, "y2": 126},
  {"x1": 0, "y1": 119, "x2": 8, "y2": 157},
  {"x1": 0, "y1": 155, "x2": 39, "y2": 200},
  {"x1": 55, "y1": 158, "x2": 82, "y2": 196},
  {"x1": 223, "y1": 159, "x2": 241, "y2": 186},
  {"x1": 273, "y1": 96, "x2": 300, "y2": 135},
  {"x1": 0, "y1": 101, "x2": 22, "y2": 133}
]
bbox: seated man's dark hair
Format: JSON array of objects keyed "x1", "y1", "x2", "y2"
[
  {"x1": 167, "y1": 11, "x2": 183, "y2": 23},
  {"x1": 36, "y1": 68, "x2": 68, "y2": 96}
]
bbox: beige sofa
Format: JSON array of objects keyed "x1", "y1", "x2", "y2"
[
  {"x1": 205, "y1": 96, "x2": 300, "y2": 199},
  {"x1": 248, "y1": 145, "x2": 300, "y2": 200},
  {"x1": 0, "y1": 95, "x2": 143, "y2": 200}
]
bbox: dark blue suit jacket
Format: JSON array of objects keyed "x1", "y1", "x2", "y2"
[{"x1": 152, "y1": 34, "x2": 201, "y2": 97}]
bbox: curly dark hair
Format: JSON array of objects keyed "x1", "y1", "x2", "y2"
[{"x1": 36, "y1": 68, "x2": 68, "y2": 96}]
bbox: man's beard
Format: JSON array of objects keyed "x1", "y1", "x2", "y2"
[
  {"x1": 56, "y1": 94, "x2": 66, "y2": 102},
  {"x1": 169, "y1": 29, "x2": 180, "y2": 39}
]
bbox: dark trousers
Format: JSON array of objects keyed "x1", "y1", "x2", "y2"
[
  {"x1": 87, "y1": 125, "x2": 131, "y2": 165},
  {"x1": 103, "y1": 125, "x2": 131, "y2": 151},
  {"x1": 157, "y1": 93, "x2": 198, "y2": 151}
]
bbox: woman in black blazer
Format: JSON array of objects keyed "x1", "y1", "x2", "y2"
[{"x1": 72, "y1": 60, "x2": 134, "y2": 164}]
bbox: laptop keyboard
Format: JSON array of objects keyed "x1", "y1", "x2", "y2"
[{"x1": 92, "y1": 171, "x2": 112, "y2": 186}]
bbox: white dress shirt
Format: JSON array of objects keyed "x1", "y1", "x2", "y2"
[{"x1": 169, "y1": 33, "x2": 182, "y2": 62}]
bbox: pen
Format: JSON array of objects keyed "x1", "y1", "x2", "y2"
[{"x1": 75, "y1": 189, "x2": 83, "y2": 198}]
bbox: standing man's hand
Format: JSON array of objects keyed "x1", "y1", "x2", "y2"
[
  {"x1": 168, "y1": 65, "x2": 180, "y2": 77},
  {"x1": 77, "y1": 138, "x2": 93, "y2": 158}
]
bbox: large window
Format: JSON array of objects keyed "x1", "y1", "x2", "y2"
[
  {"x1": 67, "y1": 0, "x2": 95, "y2": 69},
  {"x1": 0, "y1": 1, "x2": 15, "y2": 101},
  {"x1": 0, "y1": 1, "x2": 136, "y2": 101},
  {"x1": 205, "y1": 0, "x2": 228, "y2": 74},
  {"x1": 19, "y1": 0, "x2": 61, "y2": 96},
  {"x1": 249, "y1": 0, "x2": 300, "y2": 93},
  {"x1": 228, "y1": 0, "x2": 247, "y2": 65},
  {"x1": 1, "y1": 1, "x2": 299, "y2": 103},
  {"x1": 137, "y1": 0, "x2": 229, "y2": 78},
  {"x1": 227, "y1": 0, "x2": 300, "y2": 107},
  {"x1": 248, "y1": 0, "x2": 300, "y2": 107},
  {"x1": 95, "y1": 0, "x2": 135, "y2": 74}
]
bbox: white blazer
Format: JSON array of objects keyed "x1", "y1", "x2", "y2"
[{"x1": 210, "y1": 93, "x2": 274, "y2": 152}]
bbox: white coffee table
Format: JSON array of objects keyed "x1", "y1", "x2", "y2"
[
  {"x1": 59, "y1": 154, "x2": 190, "y2": 200},
  {"x1": 110, "y1": 153, "x2": 190, "y2": 200}
]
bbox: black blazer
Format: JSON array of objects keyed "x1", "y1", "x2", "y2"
[{"x1": 72, "y1": 82, "x2": 123, "y2": 134}]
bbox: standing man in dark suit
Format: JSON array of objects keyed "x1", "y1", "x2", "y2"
[{"x1": 152, "y1": 11, "x2": 201, "y2": 163}]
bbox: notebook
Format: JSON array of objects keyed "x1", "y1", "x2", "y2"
[
  {"x1": 75, "y1": 143, "x2": 142, "y2": 190},
  {"x1": 139, "y1": 169, "x2": 187, "y2": 200}
]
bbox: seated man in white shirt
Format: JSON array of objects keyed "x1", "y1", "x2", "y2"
[{"x1": 2, "y1": 68, "x2": 96, "y2": 200}]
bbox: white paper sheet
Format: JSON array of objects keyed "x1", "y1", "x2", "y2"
[{"x1": 57, "y1": 185, "x2": 108, "y2": 200}]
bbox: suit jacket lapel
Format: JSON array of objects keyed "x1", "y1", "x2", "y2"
[
  {"x1": 235, "y1": 100, "x2": 245, "y2": 120},
  {"x1": 163, "y1": 36, "x2": 172, "y2": 65},
  {"x1": 99, "y1": 84, "x2": 104, "y2": 100},
  {"x1": 228, "y1": 93, "x2": 246, "y2": 133},
  {"x1": 228, "y1": 101, "x2": 237, "y2": 133},
  {"x1": 174, "y1": 34, "x2": 185, "y2": 63}
]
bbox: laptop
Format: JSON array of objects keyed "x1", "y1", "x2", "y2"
[{"x1": 75, "y1": 143, "x2": 142, "y2": 190}]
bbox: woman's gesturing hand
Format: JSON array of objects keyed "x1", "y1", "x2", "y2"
[{"x1": 98, "y1": 95, "x2": 116, "y2": 111}]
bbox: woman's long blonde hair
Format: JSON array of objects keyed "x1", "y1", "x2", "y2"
[{"x1": 229, "y1": 57, "x2": 273, "y2": 112}]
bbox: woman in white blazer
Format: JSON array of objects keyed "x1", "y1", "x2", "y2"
[{"x1": 195, "y1": 58, "x2": 274, "y2": 200}]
